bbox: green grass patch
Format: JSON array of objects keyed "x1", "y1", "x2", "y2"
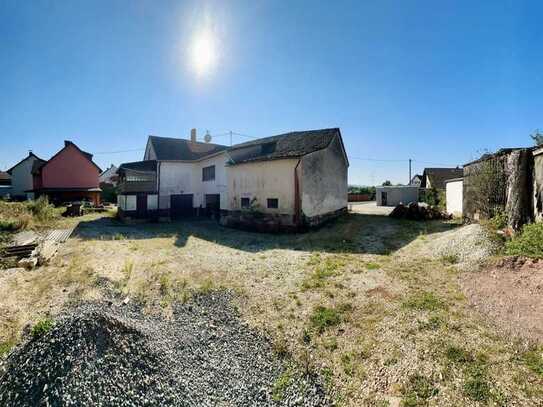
[
  {"x1": 0, "y1": 341, "x2": 15, "y2": 357},
  {"x1": 418, "y1": 315, "x2": 444, "y2": 331},
  {"x1": 366, "y1": 262, "x2": 381, "y2": 270},
  {"x1": 301, "y1": 256, "x2": 345, "y2": 290},
  {"x1": 309, "y1": 304, "x2": 351, "y2": 333},
  {"x1": 463, "y1": 363, "x2": 491, "y2": 402},
  {"x1": 445, "y1": 345, "x2": 473, "y2": 364},
  {"x1": 272, "y1": 368, "x2": 293, "y2": 401},
  {"x1": 523, "y1": 348, "x2": 543, "y2": 377},
  {"x1": 31, "y1": 318, "x2": 54, "y2": 339},
  {"x1": 402, "y1": 291, "x2": 447, "y2": 312},
  {"x1": 506, "y1": 223, "x2": 543, "y2": 258},
  {"x1": 401, "y1": 374, "x2": 438, "y2": 406},
  {"x1": 440, "y1": 254, "x2": 459, "y2": 264}
]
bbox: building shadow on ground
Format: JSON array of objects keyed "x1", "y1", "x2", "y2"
[{"x1": 73, "y1": 212, "x2": 460, "y2": 256}]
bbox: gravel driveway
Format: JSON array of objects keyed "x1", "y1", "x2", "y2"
[{"x1": 0, "y1": 292, "x2": 328, "y2": 406}]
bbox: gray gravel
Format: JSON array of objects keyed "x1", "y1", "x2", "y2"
[{"x1": 0, "y1": 292, "x2": 328, "y2": 406}]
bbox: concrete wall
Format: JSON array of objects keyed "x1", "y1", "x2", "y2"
[
  {"x1": 300, "y1": 135, "x2": 348, "y2": 218},
  {"x1": 193, "y1": 153, "x2": 229, "y2": 209},
  {"x1": 225, "y1": 158, "x2": 298, "y2": 214},
  {"x1": 9, "y1": 155, "x2": 39, "y2": 198},
  {"x1": 446, "y1": 180, "x2": 463, "y2": 216},
  {"x1": 376, "y1": 186, "x2": 419, "y2": 206},
  {"x1": 158, "y1": 153, "x2": 229, "y2": 210},
  {"x1": 533, "y1": 149, "x2": 543, "y2": 222},
  {"x1": 158, "y1": 162, "x2": 194, "y2": 209}
]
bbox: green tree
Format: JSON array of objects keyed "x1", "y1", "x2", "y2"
[
  {"x1": 382, "y1": 180, "x2": 392, "y2": 186},
  {"x1": 531, "y1": 129, "x2": 543, "y2": 146}
]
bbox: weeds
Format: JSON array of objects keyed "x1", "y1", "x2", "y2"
[
  {"x1": 401, "y1": 374, "x2": 438, "y2": 406},
  {"x1": 0, "y1": 341, "x2": 15, "y2": 357},
  {"x1": 31, "y1": 318, "x2": 54, "y2": 339},
  {"x1": 310, "y1": 306, "x2": 342, "y2": 333},
  {"x1": 506, "y1": 223, "x2": 543, "y2": 258},
  {"x1": 445, "y1": 345, "x2": 473, "y2": 364},
  {"x1": 272, "y1": 368, "x2": 293, "y2": 401},
  {"x1": 402, "y1": 291, "x2": 447, "y2": 312},
  {"x1": 366, "y1": 262, "x2": 381, "y2": 270},
  {"x1": 463, "y1": 363, "x2": 491, "y2": 402},
  {"x1": 523, "y1": 348, "x2": 543, "y2": 377},
  {"x1": 440, "y1": 254, "x2": 459, "y2": 264}
]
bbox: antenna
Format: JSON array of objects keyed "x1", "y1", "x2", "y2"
[{"x1": 204, "y1": 130, "x2": 212, "y2": 143}]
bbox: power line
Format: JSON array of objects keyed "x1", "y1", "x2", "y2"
[{"x1": 94, "y1": 148, "x2": 145, "y2": 155}]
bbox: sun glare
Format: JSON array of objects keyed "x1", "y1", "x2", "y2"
[{"x1": 190, "y1": 29, "x2": 217, "y2": 77}]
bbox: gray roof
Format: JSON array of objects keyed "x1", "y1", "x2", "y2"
[
  {"x1": 148, "y1": 136, "x2": 228, "y2": 161},
  {"x1": 227, "y1": 128, "x2": 340, "y2": 164},
  {"x1": 422, "y1": 168, "x2": 464, "y2": 190},
  {"x1": 118, "y1": 160, "x2": 157, "y2": 174}
]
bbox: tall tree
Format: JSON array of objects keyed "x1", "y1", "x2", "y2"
[{"x1": 531, "y1": 129, "x2": 543, "y2": 146}]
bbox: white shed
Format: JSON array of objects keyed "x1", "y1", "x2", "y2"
[
  {"x1": 445, "y1": 178, "x2": 463, "y2": 217},
  {"x1": 376, "y1": 186, "x2": 419, "y2": 207}
]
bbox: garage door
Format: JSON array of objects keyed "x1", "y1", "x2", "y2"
[{"x1": 170, "y1": 194, "x2": 193, "y2": 219}]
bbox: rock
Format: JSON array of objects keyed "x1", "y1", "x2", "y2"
[
  {"x1": 18, "y1": 256, "x2": 38, "y2": 270},
  {"x1": 37, "y1": 241, "x2": 59, "y2": 266},
  {"x1": 389, "y1": 202, "x2": 451, "y2": 221}
]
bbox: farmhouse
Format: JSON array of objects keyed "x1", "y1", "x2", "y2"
[
  {"x1": 117, "y1": 128, "x2": 348, "y2": 231},
  {"x1": 421, "y1": 167, "x2": 463, "y2": 190},
  {"x1": 6, "y1": 152, "x2": 46, "y2": 200},
  {"x1": 29, "y1": 141, "x2": 102, "y2": 205}
]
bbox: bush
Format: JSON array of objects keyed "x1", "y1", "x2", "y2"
[
  {"x1": 310, "y1": 306, "x2": 342, "y2": 333},
  {"x1": 505, "y1": 223, "x2": 543, "y2": 258},
  {"x1": 27, "y1": 197, "x2": 57, "y2": 222}
]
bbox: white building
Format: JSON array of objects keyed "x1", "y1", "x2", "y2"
[
  {"x1": 376, "y1": 186, "x2": 419, "y2": 207},
  {"x1": 117, "y1": 128, "x2": 349, "y2": 231},
  {"x1": 445, "y1": 178, "x2": 463, "y2": 217},
  {"x1": 6, "y1": 152, "x2": 46, "y2": 200}
]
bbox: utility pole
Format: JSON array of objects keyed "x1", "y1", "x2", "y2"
[
  {"x1": 229, "y1": 131, "x2": 233, "y2": 146},
  {"x1": 408, "y1": 158, "x2": 412, "y2": 185}
]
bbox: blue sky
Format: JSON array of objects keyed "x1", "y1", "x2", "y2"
[{"x1": 1, "y1": 0, "x2": 541, "y2": 185}]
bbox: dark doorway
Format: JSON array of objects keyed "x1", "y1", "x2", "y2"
[
  {"x1": 205, "y1": 194, "x2": 220, "y2": 218},
  {"x1": 381, "y1": 191, "x2": 388, "y2": 206},
  {"x1": 137, "y1": 194, "x2": 147, "y2": 218},
  {"x1": 171, "y1": 194, "x2": 193, "y2": 219}
]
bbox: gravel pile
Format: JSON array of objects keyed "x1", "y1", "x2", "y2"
[
  {"x1": 0, "y1": 292, "x2": 328, "y2": 406},
  {"x1": 421, "y1": 224, "x2": 500, "y2": 270}
]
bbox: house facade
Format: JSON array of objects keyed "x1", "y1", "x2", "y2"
[
  {"x1": 421, "y1": 167, "x2": 463, "y2": 190},
  {"x1": 6, "y1": 152, "x2": 46, "y2": 200},
  {"x1": 117, "y1": 128, "x2": 349, "y2": 231},
  {"x1": 30, "y1": 141, "x2": 102, "y2": 205}
]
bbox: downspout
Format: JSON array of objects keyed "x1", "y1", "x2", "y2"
[
  {"x1": 157, "y1": 161, "x2": 161, "y2": 219},
  {"x1": 294, "y1": 159, "x2": 302, "y2": 228}
]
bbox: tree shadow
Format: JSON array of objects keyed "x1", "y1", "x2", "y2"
[{"x1": 73, "y1": 213, "x2": 460, "y2": 256}]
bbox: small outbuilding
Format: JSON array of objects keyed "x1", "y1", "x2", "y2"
[
  {"x1": 376, "y1": 186, "x2": 419, "y2": 207},
  {"x1": 445, "y1": 177, "x2": 463, "y2": 217}
]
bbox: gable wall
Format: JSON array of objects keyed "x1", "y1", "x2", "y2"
[
  {"x1": 300, "y1": 135, "x2": 348, "y2": 218},
  {"x1": 225, "y1": 159, "x2": 298, "y2": 214},
  {"x1": 9, "y1": 156, "x2": 38, "y2": 197},
  {"x1": 41, "y1": 145, "x2": 100, "y2": 188}
]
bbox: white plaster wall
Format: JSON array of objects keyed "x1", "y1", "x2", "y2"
[
  {"x1": 376, "y1": 187, "x2": 419, "y2": 206},
  {"x1": 226, "y1": 159, "x2": 298, "y2": 214},
  {"x1": 158, "y1": 162, "x2": 194, "y2": 209},
  {"x1": 301, "y1": 136, "x2": 348, "y2": 218},
  {"x1": 9, "y1": 156, "x2": 39, "y2": 197},
  {"x1": 147, "y1": 194, "x2": 158, "y2": 210},
  {"x1": 446, "y1": 180, "x2": 463, "y2": 216},
  {"x1": 193, "y1": 153, "x2": 229, "y2": 209}
]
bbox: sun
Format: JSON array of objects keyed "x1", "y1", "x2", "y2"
[{"x1": 190, "y1": 29, "x2": 217, "y2": 77}]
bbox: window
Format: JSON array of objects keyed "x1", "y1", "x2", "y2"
[
  {"x1": 267, "y1": 198, "x2": 279, "y2": 209},
  {"x1": 202, "y1": 165, "x2": 215, "y2": 181},
  {"x1": 241, "y1": 197, "x2": 250, "y2": 208}
]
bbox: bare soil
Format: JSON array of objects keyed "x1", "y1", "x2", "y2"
[{"x1": 461, "y1": 257, "x2": 543, "y2": 343}]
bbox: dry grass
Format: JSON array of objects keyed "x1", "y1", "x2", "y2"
[{"x1": 0, "y1": 212, "x2": 541, "y2": 405}]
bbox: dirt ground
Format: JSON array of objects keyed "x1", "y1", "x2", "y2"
[
  {"x1": 461, "y1": 257, "x2": 543, "y2": 343},
  {"x1": 1, "y1": 210, "x2": 542, "y2": 406}
]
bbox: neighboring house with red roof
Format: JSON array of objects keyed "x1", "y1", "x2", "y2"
[
  {"x1": 29, "y1": 141, "x2": 102, "y2": 205},
  {"x1": 6, "y1": 152, "x2": 46, "y2": 200},
  {"x1": 117, "y1": 128, "x2": 349, "y2": 231}
]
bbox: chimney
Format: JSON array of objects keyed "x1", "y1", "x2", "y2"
[{"x1": 190, "y1": 128, "x2": 197, "y2": 143}]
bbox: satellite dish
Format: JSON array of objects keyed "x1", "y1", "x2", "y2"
[{"x1": 204, "y1": 130, "x2": 212, "y2": 143}]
